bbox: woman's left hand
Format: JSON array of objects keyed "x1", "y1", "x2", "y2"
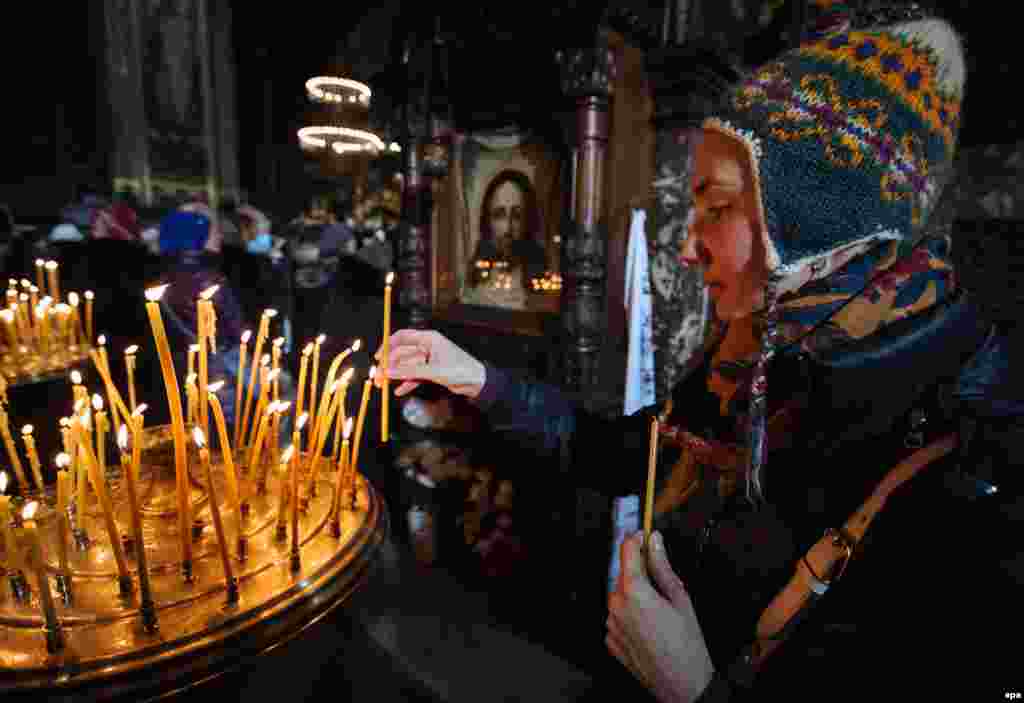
[{"x1": 607, "y1": 531, "x2": 716, "y2": 703}]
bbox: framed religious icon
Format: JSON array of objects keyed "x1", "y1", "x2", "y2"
[{"x1": 436, "y1": 132, "x2": 566, "y2": 324}]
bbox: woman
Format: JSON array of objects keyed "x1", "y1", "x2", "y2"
[{"x1": 380, "y1": 15, "x2": 1018, "y2": 703}]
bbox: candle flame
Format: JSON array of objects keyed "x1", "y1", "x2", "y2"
[
  {"x1": 45, "y1": 261, "x2": 58, "y2": 271},
  {"x1": 59, "y1": 417, "x2": 69, "y2": 427},
  {"x1": 193, "y1": 427, "x2": 207, "y2": 448},
  {"x1": 207, "y1": 380, "x2": 226, "y2": 393},
  {"x1": 186, "y1": 373, "x2": 197, "y2": 385},
  {"x1": 386, "y1": 271, "x2": 395, "y2": 286},
  {"x1": 369, "y1": 365, "x2": 377, "y2": 380},
  {"x1": 35, "y1": 259, "x2": 44, "y2": 267},
  {"x1": 316, "y1": 333, "x2": 327, "y2": 344},
  {"x1": 351, "y1": 339, "x2": 362, "y2": 352},
  {"x1": 68, "y1": 292, "x2": 79, "y2": 305},
  {"x1": 296, "y1": 412, "x2": 309, "y2": 430},
  {"x1": 0, "y1": 309, "x2": 12, "y2": 323},
  {"x1": 199, "y1": 285, "x2": 220, "y2": 300},
  {"x1": 275, "y1": 400, "x2": 292, "y2": 415},
  {"x1": 118, "y1": 424, "x2": 129, "y2": 450},
  {"x1": 22, "y1": 501, "x2": 39, "y2": 521},
  {"x1": 264, "y1": 308, "x2": 278, "y2": 318},
  {"x1": 344, "y1": 417, "x2": 354, "y2": 439},
  {"x1": 56, "y1": 453, "x2": 71, "y2": 469},
  {"x1": 189, "y1": 343, "x2": 200, "y2": 353},
  {"x1": 125, "y1": 345, "x2": 139, "y2": 355},
  {"x1": 144, "y1": 285, "x2": 168, "y2": 302},
  {"x1": 22, "y1": 293, "x2": 31, "y2": 303},
  {"x1": 280, "y1": 444, "x2": 295, "y2": 464},
  {"x1": 71, "y1": 370, "x2": 82, "y2": 385},
  {"x1": 84, "y1": 290, "x2": 95, "y2": 300},
  {"x1": 0, "y1": 472, "x2": 7, "y2": 493},
  {"x1": 21, "y1": 424, "x2": 32, "y2": 436},
  {"x1": 20, "y1": 279, "x2": 30, "y2": 288},
  {"x1": 302, "y1": 342, "x2": 314, "y2": 356},
  {"x1": 273, "y1": 336, "x2": 285, "y2": 347},
  {"x1": 261, "y1": 354, "x2": 271, "y2": 366},
  {"x1": 341, "y1": 367, "x2": 355, "y2": 385},
  {"x1": 133, "y1": 403, "x2": 148, "y2": 417},
  {"x1": 241, "y1": 330, "x2": 252, "y2": 344},
  {"x1": 92, "y1": 394, "x2": 104, "y2": 411},
  {"x1": 30, "y1": 286, "x2": 39, "y2": 294},
  {"x1": 98, "y1": 334, "x2": 107, "y2": 346}
]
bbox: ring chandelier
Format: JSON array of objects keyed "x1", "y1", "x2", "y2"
[
  {"x1": 297, "y1": 126, "x2": 400, "y2": 155},
  {"x1": 305, "y1": 76, "x2": 372, "y2": 106}
]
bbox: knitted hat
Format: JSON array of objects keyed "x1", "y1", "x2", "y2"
[
  {"x1": 705, "y1": 16, "x2": 966, "y2": 298},
  {"x1": 159, "y1": 210, "x2": 210, "y2": 254}
]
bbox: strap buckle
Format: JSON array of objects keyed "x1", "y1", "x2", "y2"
[{"x1": 824, "y1": 527, "x2": 857, "y2": 583}]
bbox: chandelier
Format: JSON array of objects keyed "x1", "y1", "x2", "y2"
[{"x1": 298, "y1": 75, "x2": 399, "y2": 157}]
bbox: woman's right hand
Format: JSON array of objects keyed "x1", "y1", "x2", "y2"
[{"x1": 375, "y1": 329, "x2": 487, "y2": 400}]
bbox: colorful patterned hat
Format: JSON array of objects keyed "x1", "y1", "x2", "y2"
[{"x1": 705, "y1": 17, "x2": 966, "y2": 297}]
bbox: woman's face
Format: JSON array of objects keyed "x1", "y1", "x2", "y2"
[
  {"x1": 681, "y1": 130, "x2": 769, "y2": 320},
  {"x1": 488, "y1": 181, "x2": 525, "y2": 254}
]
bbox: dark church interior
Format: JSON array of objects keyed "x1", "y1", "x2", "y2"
[{"x1": 0, "y1": 1, "x2": 1021, "y2": 701}]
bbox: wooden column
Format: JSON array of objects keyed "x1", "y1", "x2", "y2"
[
  {"x1": 397, "y1": 136, "x2": 432, "y2": 330},
  {"x1": 556, "y1": 43, "x2": 615, "y2": 405}
]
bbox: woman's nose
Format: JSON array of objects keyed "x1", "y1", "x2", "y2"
[{"x1": 679, "y1": 228, "x2": 702, "y2": 267}]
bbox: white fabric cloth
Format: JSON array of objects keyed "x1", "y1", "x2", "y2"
[
  {"x1": 609, "y1": 209, "x2": 655, "y2": 593},
  {"x1": 624, "y1": 208, "x2": 656, "y2": 416}
]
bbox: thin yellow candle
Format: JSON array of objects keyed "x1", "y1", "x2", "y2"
[
  {"x1": 198, "y1": 285, "x2": 219, "y2": 439},
  {"x1": 96, "y1": 335, "x2": 121, "y2": 432},
  {"x1": 45, "y1": 260, "x2": 60, "y2": 302},
  {"x1": 0, "y1": 309, "x2": 18, "y2": 351},
  {"x1": 70, "y1": 370, "x2": 86, "y2": 405},
  {"x1": 382, "y1": 271, "x2": 393, "y2": 442},
  {"x1": 35, "y1": 304, "x2": 49, "y2": 354},
  {"x1": 34, "y1": 259, "x2": 45, "y2": 292},
  {"x1": 308, "y1": 333, "x2": 327, "y2": 432},
  {"x1": 233, "y1": 330, "x2": 252, "y2": 449},
  {"x1": 124, "y1": 345, "x2": 139, "y2": 412},
  {"x1": 312, "y1": 339, "x2": 362, "y2": 454},
  {"x1": 644, "y1": 417, "x2": 659, "y2": 550},
  {"x1": 73, "y1": 418, "x2": 133, "y2": 595},
  {"x1": 68, "y1": 292, "x2": 83, "y2": 347},
  {"x1": 187, "y1": 343, "x2": 199, "y2": 388},
  {"x1": 21, "y1": 501, "x2": 65, "y2": 653},
  {"x1": 290, "y1": 443, "x2": 301, "y2": 571},
  {"x1": 20, "y1": 425, "x2": 45, "y2": 492},
  {"x1": 93, "y1": 394, "x2": 108, "y2": 481},
  {"x1": 194, "y1": 428, "x2": 239, "y2": 603},
  {"x1": 206, "y1": 382, "x2": 240, "y2": 520},
  {"x1": 271, "y1": 336, "x2": 285, "y2": 403},
  {"x1": 306, "y1": 376, "x2": 342, "y2": 482},
  {"x1": 331, "y1": 367, "x2": 355, "y2": 465},
  {"x1": 117, "y1": 426, "x2": 157, "y2": 631},
  {"x1": 55, "y1": 464, "x2": 73, "y2": 596},
  {"x1": 331, "y1": 418, "x2": 354, "y2": 534},
  {"x1": 0, "y1": 405, "x2": 29, "y2": 492},
  {"x1": 0, "y1": 472, "x2": 25, "y2": 572},
  {"x1": 84, "y1": 291, "x2": 95, "y2": 345},
  {"x1": 55, "y1": 304, "x2": 72, "y2": 352},
  {"x1": 144, "y1": 284, "x2": 192, "y2": 579},
  {"x1": 350, "y1": 366, "x2": 375, "y2": 486},
  {"x1": 240, "y1": 309, "x2": 276, "y2": 450},
  {"x1": 27, "y1": 282, "x2": 38, "y2": 322},
  {"x1": 295, "y1": 342, "x2": 314, "y2": 424},
  {"x1": 275, "y1": 444, "x2": 295, "y2": 539},
  {"x1": 246, "y1": 363, "x2": 273, "y2": 452},
  {"x1": 247, "y1": 399, "x2": 278, "y2": 482},
  {"x1": 74, "y1": 410, "x2": 89, "y2": 515},
  {"x1": 130, "y1": 405, "x2": 148, "y2": 484},
  {"x1": 186, "y1": 373, "x2": 198, "y2": 429}
]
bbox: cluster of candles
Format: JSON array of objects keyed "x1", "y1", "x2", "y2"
[
  {"x1": 474, "y1": 260, "x2": 515, "y2": 289},
  {"x1": 530, "y1": 271, "x2": 563, "y2": 292},
  {"x1": 0, "y1": 260, "x2": 95, "y2": 377},
  {"x1": 0, "y1": 271, "x2": 396, "y2": 652}
]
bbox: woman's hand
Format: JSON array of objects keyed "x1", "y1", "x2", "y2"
[
  {"x1": 375, "y1": 329, "x2": 487, "y2": 399},
  {"x1": 607, "y1": 531, "x2": 716, "y2": 703}
]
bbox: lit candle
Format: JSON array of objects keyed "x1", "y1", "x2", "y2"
[
  {"x1": 271, "y1": 336, "x2": 285, "y2": 403},
  {"x1": 305, "y1": 377, "x2": 343, "y2": 492},
  {"x1": 0, "y1": 472, "x2": 25, "y2": 573},
  {"x1": 35, "y1": 303, "x2": 49, "y2": 354},
  {"x1": 92, "y1": 394, "x2": 108, "y2": 481},
  {"x1": 28, "y1": 282, "x2": 38, "y2": 321},
  {"x1": 198, "y1": 285, "x2": 219, "y2": 439},
  {"x1": 194, "y1": 428, "x2": 238, "y2": 603},
  {"x1": 644, "y1": 417, "x2": 659, "y2": 550},
  {"x1": 350, "y1": 367, "x2": 375, "y2": 486},
  {"x1": 54, "y1": 461, "x2": 74, "y2": 601},
  {"x1": 187, "y1": 343, "x2": 199, "y2": 388},
  {"x1": 291, "y1": 446, "x2": 301, "y2": 572},
  {"x1": 73, "y1": 418, "x2": 133, "y2": 596},
  {"x1": 117, "y1": 426, "x2": 158, "y2": 632},
  {"x1": 308, "y1": 334, "x2": 327, "y2": 434},
  {"x1": 21, "y1": 501, "x2": 65, "y2": 653},
  {"x1": 331, "y1": 418, "x2": 354, "y2": 535},
  {"x1": 20, "y1": 425, "x2": 45, "y2": 492},
  {"x1": 70, "y1": 369, "x2": 86, "y2": 405},
  {"x1": 124, "y1": 345, "x2": 139, "y2": 412},
  {"x1": 295, "y1": 342, "x2": 314, "y2": 424},
  {"x1": 34, "y1": 259, "x2": 45, "y2": 292},
  {"x1": 83, "y1": 291, "x2": 95, "y2": 345},
  {"x1": 247, "y1": 399, "x2": 279, "y2": 483},
  {"x1": 0, "y1": 309, "x2": 18, "y2": 352},
  {"x1": 314, "y1": 339, "x2": 361, "y2": 446},
  {"x1": 74, "y1": 407, "x2": 89, "y2": 516},
  {"x1": 186, "y1": 373, "x2": 198, "y2": 429},
  {"x1": 206, "y1": 382, "x2": 241, "y2": 526},
  {"x1": 233, "y1": 330, "x2": 252, "y2": 449},
  {"x1": 130, "y1": 405, "x2": 148, "y2": 484},
  {"x1": 144, "y1": 284, "x2": 192, "y2": 580},
  {"x1": 240, "y1": 309, "x2": 276, "y2": 450},
  {"x1": 0, "y1": 405, "x2": 29, "y2": 492},
  {"x1": 246, "y1": 363, "x2": 273, "y2": 453},
  {"x1": 68, "y1": 292, "x2": 83, "y2": 347},
  {"x1": 382, "y1": 271, "x2": 394, "y2": 442},
  {"x1": 275, "y1": 444, "x2": 295, "y2": 540},
  {"x1": 45, "y1": 260, "x2": 60, "y2": 302},
  {"x1": 96, "y1": 335, "x2": 121, "y2": 432}
]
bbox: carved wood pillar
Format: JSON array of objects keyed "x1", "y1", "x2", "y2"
[
  {"x1": 556, "y1": 44, "x2": 615, "y2": 404},
  {"x1": 397, "y1": 136, "x2": 433, "y2": 330}
]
